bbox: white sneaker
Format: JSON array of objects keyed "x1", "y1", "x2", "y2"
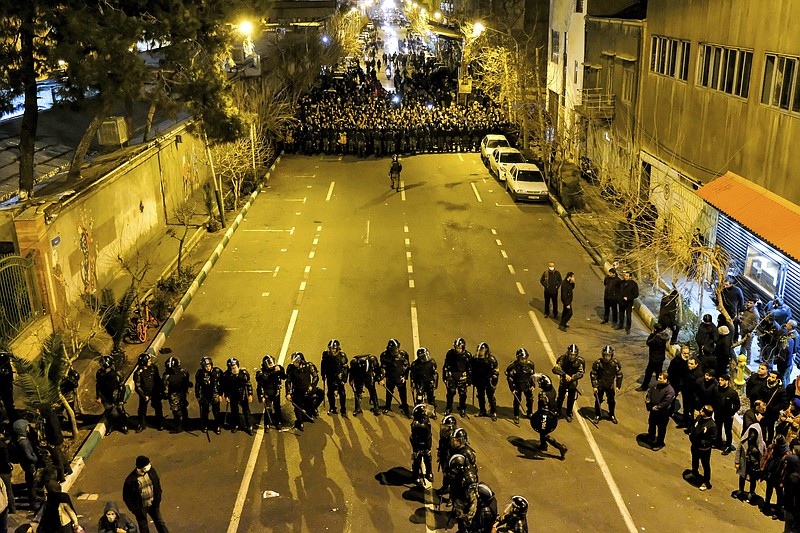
[{"x1": 699, "y1": 483, "x2": 708, "y2": 491}]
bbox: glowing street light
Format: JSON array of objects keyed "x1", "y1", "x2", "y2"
[
  {"x1": 238, "y1": 20, "x2": 253, "y2": 36},
  {"x1": 434, "y1": 11, "x2": 442, "y2": 20},
  {"x1": 472, "y1": 21, "x2": 485, "y2": 39}
]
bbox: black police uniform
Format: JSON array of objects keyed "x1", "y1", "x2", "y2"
[
  {"x1": 321, "y1": 349, "x2": 349, "y2": 415},
  {"x1": 133, "y1": 361, "x2": 164, "y2": 430},
  {"x1": 591, "y1": 356, "x2": 623, "y2": 420},
  {"x1": 553, "y1": 352, "x2": 585, "y2": 419},
  {"x1": 472, "y1": 349, "x2": 499, "y2": 419},
  {"x1": 533, "y1": 383, "x2": 567, "y2": 457},
  {"x1": 443, "y1": 348, "x2": 472, "y2": 415},
  {"x1": 349, "y1": 355, "x2": 382, "y2": 415},
  {"x1": 410, "y1": 356, "x2": 438, "y2": 412},
  {"x1": 163, "y1": 363, "x2": 191, "y2": 431},
  {"x1": 286, "y1": 360, "x2": 323, "y2": 428},
  {"x1": 222, "y1": 367, "x2": 253, "y2": 434},
  {"x1": 410, "y1": 414, "x2": 433, "y2": 483},
  {"x1": 195, "y1": 363, "x2": 223, "y2": 433},
  {"x1": 256, "y1": 364, "x2": 287, "y2": 429},
  {"x1": 96, "y1": 366, "x2": 128, "y2": 434},
  {"x1": 505, "y1": 359, "x2": 535, "y2": 420},
  {"x1": 381, "y1": 348, "x2": 410, "y2": 414},
  {"x1": 473, "y1": 483, "x2": 498, "y2": 533}
]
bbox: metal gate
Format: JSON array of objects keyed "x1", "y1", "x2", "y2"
[{"x1": 0, "y1": 253, "x2": 41, "y2": 342}]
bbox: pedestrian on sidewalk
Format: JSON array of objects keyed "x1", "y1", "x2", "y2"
[
  {"x1": 123, "y1": 456, "x2": 169, "y2": 533},
  {"x1": 713, "y1": 374, "x2": 740, "y2": 455},
  {"x1": 639, "y1": 323, "x2": 670, "y2": 391},
  {"x1": 616, "y1": 271, "x2": 638, "y2": 334},
  {"x1": 540, "y1": 261, "x2": 562, "y2": 319},
  {"x1": 601, "y1": 268, "x2": 621, "y2": 325},
  {"x1": 98, "y1": 501, "x2": 138, "y2": 533},
  {"x1": 644, "y1": 373, "x2": 675, "y2": 451},
  {"x1": 689, "y1": 405, "x2": 718, "y2": 491},
  {"x1": 658, "y1": 289, "x2": 681, "y2": 344},
  {"x1": 558, "y1": 272, "x2": 575, "y2": 332}
]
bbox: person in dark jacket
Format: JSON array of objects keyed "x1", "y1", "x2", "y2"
[
  {"x1": 321, "y1": 339, "x2": 349, "y2": 416},
  {"x1": 679, "y1": 357, "x2": 704, "y2": 430},
  {"x1": 761, "y1": 434, "x2": 790, "y2": 519},
  {"x1": 11, "y1": 419, "x2": 39, "y2": 511},
  {"x1": 739, "y1": 299, "x2": 761, "y2": 363},
  {"x1": 96, "y1": 355, "x2": 129, "y2": 435},
  {"x1": 658, "y1": 289, "x2": 681, "y2": 343},
  {"x1": 639, "y1": 323, "x2": 670, "y2": 391},
  {"x1": 645, "y1": 373, "x2": 675, "y2": 450},
  {"x1": 591, "y1": 345, "x2": 623, "y2": 424},
  {"x1": 782, "y1": 443, "x2": 800, "y2": 530},
  {"x1": 553, "y1": 344, "x2": 584, "y2": 423},
  {"x1": 162, "y1": 357, "x2": 191, "y2": 433},
  {"x1": 746, "y1": 364, "x2": 769, "y2": 405},
  {"x1": 0, "y1": 439, "x2": 14, "y2": 514},
  {"x1": 771, "y1": 297, "x2": 793, "y2": 329},
  {"x1": 222, "y1": 357, "x2": 254, "y2": 435},
  {"x1": 558, "y1": 272, "x2": 575, "y2": 331},
  {"x1": 713, "y1": 325, "x2": 734, "y2": 378},
  {"x1": 742, "y1": 400, "x2": 766, "y2": 434},
  {"x1": 714, "y1": 374, "x2": 741, "y2": 454},
  {"x1": 381, "y1": 339, "x2": 411, "y2": 416},
  {"x1": 195, "y1": 357, "x2": 224, "y2": 434},
  {"x1": 695, "y1": 314, "x2": 718, "y2": 366},
  {"x1": 132, "y1": 353, "x2": 163, "y2": 432},
  {"x1": 540, "y1": 261, "x2": 562, "y2": 319},
  {"x1": 616, "y1": 271, "x2": 639, "y2": 334},
  {"x1": 720, "y1": 278, "x2": 745, "y2": 340},
  {"x1": 667, "y1": 346, "x2": 690, "y2": 418},
  {"x1": 601, "y1": 268, "x2": 621, "y2": 325},
  {"x1": 732, "y1": 424, "x2": 766, "y2": 504},
  {"x1": 122, "y1": 456, "x2": 169, "y2": 533},
  {"x1": 760, "y1": 371, "x2": 788, "y2": 444},
  {"x1": 98, "y1": 500, "x2": 138, "y2": 533},
  {"x1": 689, "y1": 405, "x2": 718, "y2": 491},
  {"x1": 695, "y1": 370, "x2": 719, "y2": 412},
  {"x1": 37, "y1": 482, "x2": 80, "y2": 533},
  {"x1": 0, "y1": 352, "x2": 17, "y2": 424}
]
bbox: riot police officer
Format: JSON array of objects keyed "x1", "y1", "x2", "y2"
[
  {"x1": 553, "y1": 344, "x2": 585, "y2": 422},
  {"x1": 222, "y1": 357, "x2": 253, "y2": 435},
  {"x1": 505, "y1": 348, "x2": 535, "y2": 424},
  {"x1": 444, "y1": 338, "x2": 472, "y2": 417},
  {"x1": 471, "y1": 342, "x2": 499, "y2": 421},
  {"x1": 451, "y1": 427, "x2": 477, "y2": 474},
  {"x1": 437, "y1": 414, "x2": 458, "y2": 484},
  {"x1": 591, "y1": 345, "x2": 623, "y2": 424},
  {"x1": 473, "y1": 482, "x2": 498, "y2": 533},
  {"x1": 448, "y1": 454, "x2": 479, "y2": 531},
  {"x1": 494, "y1": 496, "x2": 529, "y2": 532},
  {"x1": 163, "y1": 356, "x2": 192, "y2": 433},
  {"x1": 321, "y1": 339, "x2": 349, "y2": 416},
  {"x1": 95, "y1": 355, "x2": 128, "y2": 435},
  {"x1": 380, "y1": 339, "x2": 410, "y2": 416},
  {"x1": 133, "y1": 353, "x2": 163, "y2": 432},
  {"x1": 286, "y1": 352, "x2": 323, "y2": 431},
  {"x1": 256, "y1": 355, "x2": 287, "y2": 430},
  {"x1": 410, "y1": 404, "x2": 433, "y2": 485},
  {"x1": 349, "y1": 354, "x2": 382, "y2": 416},
  {"x1": 410, "y1": 347, "x2": 439, "y2": 419},
  {"x1": 531, "y1": 374, "x2": 567, "y2": 459},
  {"x1": 195, "y1": 356, "x2": 223, "y2": 434}
]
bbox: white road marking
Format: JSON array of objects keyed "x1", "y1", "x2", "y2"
[
  {"x1": 404, "y1": 225, "x2": 409, "y2": 233},
  {"x1": 410, "y1": 300, "x2": 420, "y2": 353},
  {"x1": 299, "y1": 281, "x2": 306, "y2": 291},
  {"x1": 262, "y1": 292, "x2": 269, "y2": 297},
  {"x1": 400, "y1": 180, "x2": 406, "y2": 201},
  {"x1": 501, "y1": 250, "x2": 508, "y2": 259},
  {"x1": 405, "y1": 238, "x2": 411, "y2": 245},
  {"x1": 528, "y1": 311, "x2": 638, "y2": 533},
  {"x1": 365, "y1": 220, "x2": 371, "y2": 244},
  {"x1": 406, "y1": 251, "x2": 412, "y2": 259},
  {"x1": 495, "y1": 202, "x2": 515, "y2": 207},
  {"x1": 516, "y1": 282, "x2": 525, "y2": 294},
  {"x1": 491, "y1": 229, "x2": 497, "y2": 235},
  {"x1": 470, "y1": 182, "x2": 482, "y2": 202},
  {"x1": 317, "y1": 225, "x2": 322, "y2": 231},
  {"x1": 495, "y1": 239, "x2": 502, "y2": 246},
  {"x1": 304, "y1": 266, "x2": 311, "y2": 274},
  {"x1": 308, "y1": 251, "x2": 315, "y2": 259},
  {"x1": 278, "y1": 309, "x2": 299, "y2": 365},
  {"x1": 273, "y1": 266, "x2": 280, "y2": 277},
  {"x1": 313, "y1": 237, "x2": 319, "y2": 245},
  {"x1": 409, "y1": 279, "x2": 415, "y2": 288},
  {"x1": 326, "y1": 181, "x2": 335, "y2": 201},
  {"x1": 216, "y1": 270, "x2": 276, "y2": 274},
  {"x1": 407, "y1": 265, "x2": 414, "y2": 274},
  {"x1": 243, "y1": 228, "x2": 294, "y2": 233},
  {"x1": 508, "y1": 264, "x2": 516, "y2": 275},
  {"x1": 458, "y1": 153, "x2": 464, "y2": 162}
]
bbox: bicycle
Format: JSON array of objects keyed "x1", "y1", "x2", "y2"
[{"x1": 123, "y1": 301, "x2": 160, "y2": 344}]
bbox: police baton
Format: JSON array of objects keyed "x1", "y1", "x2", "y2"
[
  {"x1": 377, "y1": 380, "x2": 402, "y2": 407},
  {"x1": 511, "y1": 390, "x2": 529, "y2": 418},
  {"x1": 290, "y1": 399, "x2": 316, "y2": 422}
]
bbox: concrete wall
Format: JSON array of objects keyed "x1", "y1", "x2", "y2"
[{"x1": 641, "y1": 0, "x2": 800, "y2": 204}]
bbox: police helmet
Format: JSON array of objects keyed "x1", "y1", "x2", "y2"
[
  {"x1": 442, "y1": 414, "x2": 458, "y2": 428},
  {"x1": 165, "y1": 356, "x2": 180, "y2": 370},
  {"x1": 452, "y1": 427, "x2": 468, "y2": 445},
  {"x1": 412, "y1": 404, "x2": 427, "y2": 421},
  {"x1": 200, "y1": 356, "x2": 213, "y2": 368},
  {"x1": 510, "y1": 495, "x2": 528, "y2": 514},
  {"x1": 538, "y1": 374, "x2": 553, "y2": 390},
  {"x1": 137, "y1": 353, "x2": 152, "y2": 366},
  {"x1": 476, "y1": 482, "x2": 494, "y2": 501},
  {"x1": 601, "y1": 345, "x2": 615, "y2": 358},
  {"x1": 328, "y1": 339, "x2": 341, "y2": 351},
  {"x1": 387, "y1": 339, "x2": 400, "y2": 351},
  {"x1": 262, "y1": 355, "x2": 276, "y2": 370},
  {"x1": 516, "y1": 348, "x2": 529, "y2": 360},
  {"x1": 291, "y1": 352, "x2": 305, "y2": 365},
  {"x1": 227, "y1": 357, "x2": 240, "y2": 369},
  {"x1": 454, "y1": 337, "x2": 466, "y2": 350},
  {"x1": 100, "y1": 355, "x2": 115, "y2": 369},
  {"x1": 392, "y1": 154, "x2": 399, "y2": 162},
  {"x1": 567, "y1": 344, "x2": 580, "y2": 357},
  {"x1": 448, "y1": 453, "x2": 467, "y2": 471},
  {"x1": 477, "y1": 342, "x2": 490, "y2": 357},
  {"x1": 416, "y1": 347, "x2": 430, "y2": 362}
]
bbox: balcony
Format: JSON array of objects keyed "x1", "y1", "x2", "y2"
[{"x1": 575, "y1": 88, "x2": 615, "y2": 120}]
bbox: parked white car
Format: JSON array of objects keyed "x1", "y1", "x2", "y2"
[
  {"x1": 489, "y1": 147, "x2": 525, "y2": 181},
  {"x1": 480, "y1": 134, "x2": 510, "y2": 165},
  {"x1": 506, "y1": 163, "x2": 549, "y2": 202}
]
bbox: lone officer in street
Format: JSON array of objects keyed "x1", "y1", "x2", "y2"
[
  {"x1": 410, "y1": 404, "x2": 434, "y2": 485},
  {"x1": 410, "y1": 347, "x2": 439, "y2": 419},
  {"x1": 195, "y1": 356, "x2": 223, "y2": 434},
  {"x1": 591, "y1": 345, "x2": 623, "y2": 424},
  {"x1": 256, "y1": 355, "x2": 287, "y2": 430},
  {"x1": 443, "y1": 337, "x2": 472, "y2": 417},
  {"x1": 349, "y1": 354, "x2": 382, "y2": 416},
  {"x1": 286, "y1": 352, "x2": 323, "y2": 431},
  {"x1": 380, "y1": 339, "x2": 411, "y2": 416},
  {"x1": 554, "y1": 344, "x2": 585, "y2": 422},
  {"x1": 321, "y1": 339, "x2": 349, "y2": 417},
  {"x1": 162, "y1": 356, "x2": 191, "y2": 433},
  {"x1": 531, "y1": 374, "x2": 568, "y2": 460},
  {"x1": 506, "y1": 348, "x2": 535, "y2": 424},
  {"x1": 471, "y1": 342, "x2": 499, "y2": 421},
  {"x1": 133, "y1": 353, "x2": 164, "y2": 432},
  {"x1": 95, "y1": 355, "x2": 129, "y2": 435},
  {"x1": 222, "y1": 357, "x2": 253, "y2": 435},
  {"x1": 494, "y1": 495, "x2": 529, "y2": 532}
]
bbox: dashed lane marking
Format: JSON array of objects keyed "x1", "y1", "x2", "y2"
[
  {"x1": 516, "y1": 282, "x2": 525, "y2": 295},
  {"x1": 470, "y1": 182, "x2": 482, "y2": 202},
  {"x1": 401, "y1": 180, "x2": 406, "y2": 201},
  {"x1": 501, "y1": 250, "x2": 508, "y2": 259},
  {"x1": 507, "y1": 264, "x2": 516, "y2": 275},
  {"x1": 326, "y1": 181, "x2": 335, "y2": 202}
]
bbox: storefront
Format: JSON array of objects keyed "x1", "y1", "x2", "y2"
[{"x1": 695, "y1": 171, "x2": 800, "y2": 315}]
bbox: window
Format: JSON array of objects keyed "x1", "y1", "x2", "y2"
[
  {"x1": 575, "y1": 0, "x2": 584, "y2": 12},
  {"x1": 650, "y1": 36, "x2": 690, "y2": 81},
  {"x1": 622, "y1": 69, "x2": 635, "y2": 103},
  {"x1": 698, "y1": 43, "x2": 752, "y2": 98},
  {"x1": 551, "y1": 30, "x2": 559, "y2": 63},
  {"x1": 744, "y1": 245, "x2": 784, "y2": 296},
  {"x1": 762, "y1": 53, "x2": 800, "y2": 112}
]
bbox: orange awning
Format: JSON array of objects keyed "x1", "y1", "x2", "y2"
[{"x1": 695, "y1": 171, "x2": 800, "y2": 262}]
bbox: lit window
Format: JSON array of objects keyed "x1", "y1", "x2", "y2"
[{"x1": 744, "y1": 245, "x2": 783, "y2": 295}]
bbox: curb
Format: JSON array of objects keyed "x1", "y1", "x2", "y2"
[{"x1": 62, "y1": 156, "x2": 282, "y2": 492}]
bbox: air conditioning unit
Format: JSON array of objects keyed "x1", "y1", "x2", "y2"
[{"x1": 97, "y1": 116, "x2": 129, "y2": 147}]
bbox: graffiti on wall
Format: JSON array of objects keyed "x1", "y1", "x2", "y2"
[{"x1": 77, "y1": 210, "x2": 97, "y2": 294}]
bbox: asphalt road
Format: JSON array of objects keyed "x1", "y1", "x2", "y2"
[{"x1": 70, "y1": 153, "x2": 778, "y2": 532}]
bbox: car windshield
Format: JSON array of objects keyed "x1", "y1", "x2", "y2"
[
  {"x1": 487, "y1": 139, "x2": 510, "y2": 149},
  {"x1": 516, "y1": 169, "x2": 545, "y2": 182},
  {"x1": 500, "y1": 152, "x2": 525, "y2": 164}
]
